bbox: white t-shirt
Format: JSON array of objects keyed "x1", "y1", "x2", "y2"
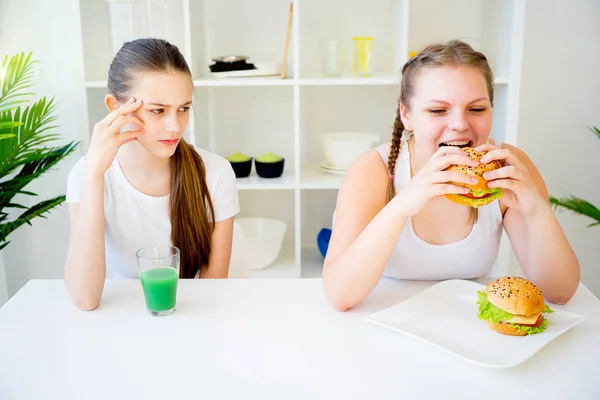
[{"x1": 66, "y1": 148, "x2": 240, "y2": 278}]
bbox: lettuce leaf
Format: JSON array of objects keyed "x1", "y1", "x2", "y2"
[
  {"x1": 509, "y1": 317, "x2": 548, "y2": 335},
  {"x1": 477, "y1": 291, "x2": 513, "y2": 323},
  {"x1": 469, "y1": 188, "x2": 503, "y2": 196},
  {"x1": 542, "y1": 305, "x2": 554, "y2": 314},
  {"x1": 477, "y1": 291, "x2": 553, "y2": 335}
]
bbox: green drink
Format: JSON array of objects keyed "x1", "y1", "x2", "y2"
[
  {"x1": 136, "y1": 245, "x2": 180, "y2": 316},
  {"x1": 140, "y1": 267, "x2": 178, "y2": 313}
]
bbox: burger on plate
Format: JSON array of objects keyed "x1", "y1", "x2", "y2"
[
  {"x1": 443, "y1": 146, "x2": 503, "y2": 208},
  {"x1": 477, "y1": 276, "x2": 554, "y2": 336}
]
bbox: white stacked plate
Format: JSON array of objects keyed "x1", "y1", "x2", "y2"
[
  {"x1": 209, "y1": 62, "x2": 282, "y2": 79},
  {"x1": 319, "y1": 161, "x2": 347, "y2": 176}
]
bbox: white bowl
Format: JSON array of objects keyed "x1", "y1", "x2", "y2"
[
  {"x1": 321, "y1": 132, "x2": 380, "y2": 169},
  {"x1": 235, "y1": 217, "x2": 287, "y2": 270}
]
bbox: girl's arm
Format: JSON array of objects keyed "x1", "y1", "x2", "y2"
[
  {"x1": 500, "y1": 145, "x2": 580, "y2": 304},
  {"x1": 201, "y1": 217, "x2": 234, "y2": 279},
  {"x1": 322, "y1": 151, "x2": 408, "y2": 312},
  {"x1": 64, "y1": 168, "x2": 107, "y2": 310},
  {"x1": 64, "y1": 97, "x2": 145, "y2": 310}
]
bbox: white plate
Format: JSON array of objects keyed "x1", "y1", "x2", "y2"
[
  {"x1": 318, "y1": 164, "x2": 346, "y2": 176},
  {"x1": 319, "y1": 167, "x2": 346, "y2": 176},
  {"x1": 364, "y1": 279, "x2": 587, "y2": 368},
  {"x1": 319, "y1": 161, "x2": 347, "y2": 171},
  {"x1": 210, "y1": 63, "x2": 282, "y2": 79}
]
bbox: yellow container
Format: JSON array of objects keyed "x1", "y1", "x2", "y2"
[{"x1": 352, "y1": 36, "x2": 374, "y2": 76}]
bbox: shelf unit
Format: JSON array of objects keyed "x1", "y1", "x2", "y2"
[{"x1": 78, "y1": 0, "x2": 525, "y2": 279}]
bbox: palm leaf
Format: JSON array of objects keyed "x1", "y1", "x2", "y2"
[
  {"x1": 590, "y1": 126, "x2": 600, "y2": 140},
  {"x1": 0, "y1": 121, "x2": 22, "y2": 130},
  {"x1": 0, "y1": 53, "x2": 36, "y2": 113},
  {"x1": 549, "y1": 195, "x2": 600, "y2": 227},
  {"x1": 0, "y1": 195, "x2": 66, "y2": 249},
  {"x1": 0, "y1": 142, "x2": 77, "y2": 208},
  {"x1": 0, "y1": 51, "x2": 80, "y2": 249},
  {"x1": 0, "y1": 97, "x2": 62, "y2": 178}
]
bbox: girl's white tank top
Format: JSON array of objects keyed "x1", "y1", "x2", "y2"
[{"x1": 375, "y1": 137, "x2": 503, "y2": 280}]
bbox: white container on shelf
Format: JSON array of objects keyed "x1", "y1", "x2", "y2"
[
  {"x1": 321, "y1": 132, "x2": 380, "y2": 169},
  {"x1": 236, "y1": 218, "x2": 287, "y2": 270}
]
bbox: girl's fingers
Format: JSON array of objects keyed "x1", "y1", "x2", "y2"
[
  {"x1": 117, "y1": 129, "x2": 145, "y2": 145},
  {"x1": 487, "y1": 178, "x2": 519, "y2": 191},
  {"x1": 479, "y1": 148, "x2": 518, "y2": 165},
  {"x1": 432, "y1": 153, "x2": 479, "y2": 172},
  {"x1": 434, "y1": 170, "x2": 478, "y2": 186},
  {"x1": 103, "y1": 97, "x2": 144, "y2": 126},
  {"x1": 473, "y1": 143, "x2": 498, "y2": 153},
  {"x1": 483, "y1": 165, "x2": 518, "y2": 181},
  {"x1": 108, "y1": 115, "x2": 145, "y2": 135},
  {"x1": 431, "y1": 145, "x2": 469, "y2": 160},
  {"x1": 433, "y1": 183, "x2": 471, "y2": 196}
]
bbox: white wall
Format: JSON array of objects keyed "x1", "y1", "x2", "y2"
[
  {"x1": 510, "y1": 0, "x2": 600, "y2": 296},
  {"x1": 0, "y1": 0, "x2": 89, "y2": 300}
]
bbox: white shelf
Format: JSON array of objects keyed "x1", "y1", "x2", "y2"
[
  {"x1": 300, "y1": 164, "x2": 344, "y2": 190},
  {"x1": 250, "y1": 254, "x2": 299, "y2": 279},
  {"x1": 79, "y1": 0, "x2": 525, "y2": 282},
  {"x1": 236, "y1": 170, "x2": 296, "y2": 191},
  {"x1": 193, "y1": 77, "x2": 295, "y2": 87},
  {"x1": 299, "y1": 75, "x2": 400, "y2": 86},
  {"x1": 86, "y1": 76, "x2": 510, "y2": 89},
  {"x1": 301, "y1": 247, "x2": 325, "y2": 278}
]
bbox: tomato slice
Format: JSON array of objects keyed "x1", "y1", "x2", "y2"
[{"x1": 462, "y1": 192, "x2": 491, "y2": 200}]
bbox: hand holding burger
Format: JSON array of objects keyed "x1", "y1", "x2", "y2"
[
  {"x1": 444, "y1": 147, "x2": 504, "y2": 208},
  {"x1": 463, "y1": 143, "x2": 548, "y2": 216}
]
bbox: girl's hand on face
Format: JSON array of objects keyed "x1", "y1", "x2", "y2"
[
  {"x1": 474, "y1": 144, "x2": 546, "y2": 216},
  {"x1": 86, "y1": 97, "x2": 145, "y2": 174},
  {"x1": 393, "y1": 145, "x2": 480, "y2": 217}
]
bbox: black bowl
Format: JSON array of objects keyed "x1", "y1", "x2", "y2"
[
  {"x1": 255, "y1": 159, "x2": 285, "y2": 178},
  {"x1": 229, "y1": 159, "x2": 253, "y2": 178}
]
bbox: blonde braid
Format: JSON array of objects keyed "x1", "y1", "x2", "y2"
[{"x1": 386, "y1": 111, "x2": 405, "y2": 203}]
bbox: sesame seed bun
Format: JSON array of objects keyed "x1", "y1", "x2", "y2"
[
  {"x1": 443, "y1": 147, "x2": 503, "y2": 208},
  {"x1": 485, "y1": 276, "x2": 545, "y2": 316},
  {"x1": 486, "y1": 321, "x2": 529, "y2": 336}
]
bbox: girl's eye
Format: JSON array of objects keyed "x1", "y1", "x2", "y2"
[
  {"x1": 470, "y1": 107, "x2": 486, "y2": 113},
  {"x1": 178, "y1": 106, "x2": 191, "y2": 112},
  {"x1": 428, "y1": 109, "x2": 446, "y2": 115},
  {"x1": 150, "y1": 109, "x2": 164, "y2": 114}
]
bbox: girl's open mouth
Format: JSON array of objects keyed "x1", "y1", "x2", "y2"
[{"x1": 439, "y1": 140, "x2": 472, "y2": 148}]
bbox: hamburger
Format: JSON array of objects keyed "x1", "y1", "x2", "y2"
[
  {"x1": 444, "y1": 147, "x2": 503, "y2": 208},
  {"x1": 477, "y1": 276, "x2": 554, "y2": 336}
]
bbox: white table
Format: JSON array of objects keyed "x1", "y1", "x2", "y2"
[{"x1": 1, "y1": 277, "x2": 599, "y2": 400}]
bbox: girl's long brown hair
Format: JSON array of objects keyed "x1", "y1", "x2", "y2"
[
  {"x1": 386, "y1": 40, "x2": 495, "y2": 222},
  {"x1": 108, "y1": 38, "x2": 215, "y2": 278}
]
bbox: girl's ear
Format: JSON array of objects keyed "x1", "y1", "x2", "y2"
[
  {"x1": 399, "y1": 103, "x2": 412, "y2": 132},
  {"x1": 104, "y1": 94, "x2": 121, "y2": 112}
]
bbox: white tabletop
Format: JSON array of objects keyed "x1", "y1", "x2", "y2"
[{"x1": 0, "y1": 277, "x2": 599, "y2": 400}]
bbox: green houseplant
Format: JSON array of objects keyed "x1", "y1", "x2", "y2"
[
  {"x1": 0, "y1": 52, "x2": 79, "y2": 250},
  {"x1": 549, "y1": 126, "x2": 600, "y2": 227}
]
